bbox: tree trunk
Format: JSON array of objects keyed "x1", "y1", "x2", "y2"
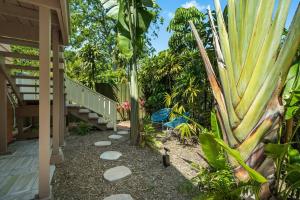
[
  {"x1": 128, "y1": 0, "x2": 140, "y2": 145},
  {"x1": 130, "y1": 60, "x2": 140, "y2": 145}
]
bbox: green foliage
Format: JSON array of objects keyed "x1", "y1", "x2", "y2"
[
  {"x1": 175, "y1": 122, "x2": 196, "y2": 141},
  {"x1": 102, "y1": 0, "x2": 161, "y2": 145},
  {"x1": 179, "y1": 163, "x2": 260, "y2": 200},
  {"x1": 210, "y1": 110, "x2": 222, "y2": 139},
  {"x1": 72, "y1": 122, "x2": 92, "y2": 136},
  {"x1": 139, "y1": 50, "x2": 213, "y2": 126},
  {"x1": 66, "y1": 0, "x2": 126, "y2": 87},
  {"x1": 139, "y1": 8, "x2": 215, "y2": 127},
  {"x1": 10, "y1": 46, "x2": 39, "y2": 75},
  {"x1": 193, "y1": 168, "x2": 243, "y2": 200},
  {"x1": 199, "y1": 132, "x2": 226, "y2": 170},
  {"x1": 78, "y1": 44, "x2": 101, "y2": 89},
  {"x1": 283, "y1": 62, "x2": 300, "y2": 120},
  {"x1": 265, "y1": 142, "x2": 300, "y2": 199},
  {"x1": 173, "y1": 111, "x2": 266, "y2": 184},
  {"x1": 140, "y1": 123, "x2": 162, "y2": 149},
  {"x1": 213, "y1": 135, "x2": 267, "y2": 183},
  {"x1": 101, "y1": 0, "x2": 158, "y2": 60},
  {"x1": 167, "y1": 7, "x2": 207, "y2": 53},
  {"x1": 139, "y1": 50, "x2": 183, "y2": 112}
]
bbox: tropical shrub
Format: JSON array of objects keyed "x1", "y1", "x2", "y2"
[
  {"x1": 265, "y1": 143, "x2": 300, "y2": 200},
  {"x1": 283, "y1": 61, "x2": 300, "y2": 144},
  {"x1": 139, "y1": 50, "x2": 183, "y2": 112},
  {"x1": 140, "y1": 122, "x2": 162, "y2": 150},
  {"x1": 192, "y1": 166, "x2": 260, "y2": 200},
  {"x1": 190, "y1": 0, "x2": 300, "y2": 188},
  {"x1": 175, "y1": 123, "x2": 196, "y2": 142},
  {"x1": 117, "y1": 101, "x2": 131, "y2": 121},
  {"x1": 139, "y1": 7, "x2": 215, "y2": 127},
  {"x1": 72, "y1": 122, "x2": 92, "y2": 136}
]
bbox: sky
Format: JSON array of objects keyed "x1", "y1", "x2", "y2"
[{"x1": 151, "y1": 0, "x2": 300, "y2": 53}]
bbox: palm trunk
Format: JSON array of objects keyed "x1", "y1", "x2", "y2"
[
  {"x1": 130, "y1": 59, "x2": 140, "y2": 144},
  {"x1": 128, "y1": 0, "x2": 140, "y2": 145},
  {"x1": 190, "y1": 0, "x2": 300, "y2": 184}
]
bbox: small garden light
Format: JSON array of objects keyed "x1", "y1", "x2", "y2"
[{"x1": 163, "y1": 147, "x2": 170, "y2": 167}]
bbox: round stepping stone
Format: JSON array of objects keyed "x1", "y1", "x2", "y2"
[
  {"x1": 117, "y1": 130, "x2": 129, "y2": 135},
  {"x1": 108, "y1": 134, "x2": 123, "y2": 140},
  {"x1": 100, "y1": 151, "x2": 122, "y2": 160},
  {"x1": 103, "y1": 194, "x2": 134, "y2": 200},
  {"x1": 94, "y1": 141, "x2": 111, "y2": 147},
  {"x1": 104, "y1": 166, "x2": 132, "y2": 182}
]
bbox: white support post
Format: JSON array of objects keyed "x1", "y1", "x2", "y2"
[
  {"x1": 50, "y1": 29, "x2": 64, "y2": 164},
  {"x1": 38, "y1": 6, "x2": 51, "y2": 199},
  {"x1": 0, "y1": 57, "x2": 7, "y2": 154},
  {"x1": 113, "y1": 102, "x2": 117, "y2": 132}
]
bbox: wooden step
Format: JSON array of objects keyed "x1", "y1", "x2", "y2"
[
  {"x1": 88, "y1": 113, "x2": 98, "y2": 119},
  {"x1": 6, "y1": 64, "x2": 39, "y2": 71},
  {"x1": 68, "y1": 108, "x2": 108, "y2": 131},
  {"x1": 79, "y1": 109, "x2": 90, "y2": 114},
  {"x1": 15, "y1": 84, "x2": 56, "y2": 88},
  {"x1": 0, "y1": 51, "x2": 64, "y2": 63},
  {"x1": 6, "y1": 64, "x2": 55, "y2": 72},
  {"x1": 12, "y1": 75, "x2": 54, "y2": 80}
]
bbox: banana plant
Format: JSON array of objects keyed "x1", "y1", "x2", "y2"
[
  {"x1": 101, "y1": 0, "x2": 156, "y2": 144},
  {"x1": 190, "y1": 0, "x2": 300, "y2": 184},
  {"x1": 282, "y1": 62, "x2": 300, "y2": 141}
]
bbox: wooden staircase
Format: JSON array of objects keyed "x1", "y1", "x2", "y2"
[
  {"x1": 1, "y1": 50, "x2": 117, "y2": 133},
  {"x1": 67, "y1": 105, "x2": 114, "y2": 130},
  {"x1": 10, "y1": 74, "x2": 117, "y2": 131}
]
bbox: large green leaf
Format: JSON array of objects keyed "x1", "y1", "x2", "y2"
[
  {"x1": 117, "y1": 33, "x2": 133, "y2": 59},
  {"x1": 117, "y1": 0, "x2": 130, "y2": 32},
  {"x1": 286, "y1": 164, "x2": 300, "y2": 185},
  {"x1": 137, "y1": 8, "x2": 155, "y2": 35},
  {"x1": 283, "y1": 62, "x2": 300, "y2": 119},
  {"x1": 210, "y1": 111, "x2": 222, "y2": 139},
  {"x1": 199, "y1": 133, "x2": 226, "y2": 170},
  {"x1": 101, "y1": 0, "x2": 119, "y2": 19},
  {"x1": 211, "y1": 135, "x2": 267, "y2": 183},
  {"x1": 265, "y1": 143, "x2": 289, "y2": 160}
]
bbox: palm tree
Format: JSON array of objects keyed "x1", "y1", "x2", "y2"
[{"x1": 190, "y1": 0, "x2": 300, "y2": 183}]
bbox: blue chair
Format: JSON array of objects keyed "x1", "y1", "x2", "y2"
[
  {"x1": 151, "y1": 108, "x2": 171, "y2": 124},
  {"x1": 163, "y1": 112, "x2": 190, "y2": 129}
]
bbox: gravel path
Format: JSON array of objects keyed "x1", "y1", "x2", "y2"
[{"x1": 52, "y1": 130, "x2": 205, "y2": 200}]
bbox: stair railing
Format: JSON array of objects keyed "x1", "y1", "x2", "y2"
[{"x1": 65, "y1": 76, "x2": 117, "y2": 131}]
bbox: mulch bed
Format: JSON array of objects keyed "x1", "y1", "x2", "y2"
[{"x1": 52, "y1": 130, "x2": 206, "y2": 200}]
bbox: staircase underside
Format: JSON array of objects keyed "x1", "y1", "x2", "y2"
[
  {"x1": 67, "y1": 105, "x2": 112, "y2": 131},
  {"x1": 15, "y1": 100, "x2": 112, "y2": 131}
]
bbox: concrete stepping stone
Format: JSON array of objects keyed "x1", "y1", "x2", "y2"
[
  {"x1": 104, "y1": 166, "x2": 132, "y2": 182},
  {"x1": 103, "y1": 194, "x2": 134, "y2": 200},
  {"x1": 117, "y1": 130, "x2": 129, "y2": 135},
  {"x1": 100, "y1": 151, "x2": 122, "y2": 160},
  {"x1": 94, "y1": 141, "x2": 111, "y2": 147},
  {"x1": 108, "y1": 135, "x2": 123, "y2": 140}
]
